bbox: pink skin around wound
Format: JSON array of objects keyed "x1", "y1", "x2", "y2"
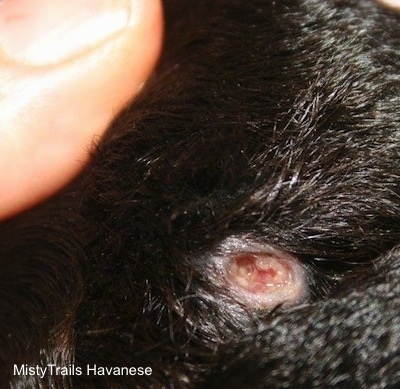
[
  {"x1": 229, "y1": 252, "x2": 293, "y2": 295},
  {"x1": 212, "y1": 239, "x2": 307, "y2": 310}
]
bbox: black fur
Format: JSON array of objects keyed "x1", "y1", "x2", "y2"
[{"x1": 1, "y1": 0, "x2": 400, "y2": 387}]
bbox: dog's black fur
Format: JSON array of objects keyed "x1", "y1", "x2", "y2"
[{"x1": 1, "y1": 0, "x2": 400, "y2": 387}]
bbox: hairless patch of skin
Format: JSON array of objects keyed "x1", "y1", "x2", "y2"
[{"x1": 212, "y1": 238, "x2": 307, "y2": 310}]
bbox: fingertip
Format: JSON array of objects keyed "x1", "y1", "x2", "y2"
[
  {"x1": 376, "y1": 0, "x2": 400, "y2": 11},
  {"x1": 0, "y1": 0, "x2": 163, "y2": 220}
]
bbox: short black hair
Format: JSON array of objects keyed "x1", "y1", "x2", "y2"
[{"x1": 2, "y1": 0, "x2": 400, "y2": 387}]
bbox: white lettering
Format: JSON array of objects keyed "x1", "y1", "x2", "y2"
[
  {"x1": 13, "y1": 364, "x2": 26, "y2": 376},
  {"x1": 86, "y1": 364, "x2": 152, "y2": 376},
  {"x1": 37, "y1": 366, "x2": 47, "y2": 379},
  {"x1": 87, "y1": 364, "x2": 97, "y2": 375}
]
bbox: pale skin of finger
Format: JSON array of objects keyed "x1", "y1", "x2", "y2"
[
  {"x1": 376, "y1": 0, "x2": 400, "y2": 10},
  {"x1": 0, "y1": 0, "x2": 163, "y2": 221}
]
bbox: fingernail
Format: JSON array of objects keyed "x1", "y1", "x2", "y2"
[{"x1": 0, "y1": 0, "x2": 132, "y2": 66}]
